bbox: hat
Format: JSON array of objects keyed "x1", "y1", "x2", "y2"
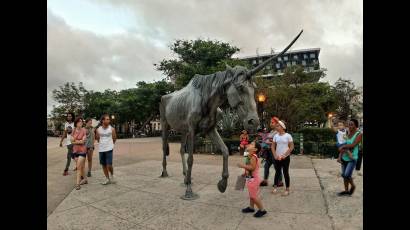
[
  {"x1": 278, "y1": 120, "x2": 286, "y2": 129},
  {"x1": 271, "y1": 116, "x2": 279, "y2": 124}
]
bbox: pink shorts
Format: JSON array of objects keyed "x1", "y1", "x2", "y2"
[{"x1": 246, "y1": 178, "x2": 260, "y2": 199}]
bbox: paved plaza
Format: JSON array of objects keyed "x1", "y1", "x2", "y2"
[{"x1": 47, "y1": 137, "x2": 362, "y2": 230}]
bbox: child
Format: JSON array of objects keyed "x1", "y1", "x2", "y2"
[
  {"x1": 335, "y1": 121, "x2": 349, "y2": 163},
  {"x1": 238, "y1": 141, "x2": 267, "y2": 218}
]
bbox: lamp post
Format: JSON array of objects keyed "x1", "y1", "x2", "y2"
[
  {"x1": 257, "y1": 93, "x2": 266, "y2": 129},
  {"x1": 111, "y1": 115, "x2": 115, "y2": 129},
  {"x1": 327, "y1": 112, "x2": 333, "y2": 128}
]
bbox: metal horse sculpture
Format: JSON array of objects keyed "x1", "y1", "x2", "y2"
[{"x1": 160, "y1": 30, "x2": 303, "y2": 199}]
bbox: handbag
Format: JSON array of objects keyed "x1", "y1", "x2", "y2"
[{"x1": 235, "y1": 174, "x2": 246, "y2": 190}]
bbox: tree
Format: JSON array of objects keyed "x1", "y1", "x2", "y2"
[
  {"x1": 83, "y1": 89, "x2": 118, "y2": 120},
  {"x1": 332, "y1": 78, "x2": 361, "y2": 120},
  {"x1": 156, "y1": 39, "x2": 249, "y2": 88},
  {"x1": 254, "y1": 66, "x2": 337, "y2": 131},
  {"x1": 51, "y1": 82, "x2": 88, "y2": 120}
]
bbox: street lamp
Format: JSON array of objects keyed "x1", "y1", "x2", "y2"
[{"x1": 257, "y1": 93, "x2": 266, "y2": 129}]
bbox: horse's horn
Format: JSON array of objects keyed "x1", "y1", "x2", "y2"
[{"x1": 247, "y1": 29, "x2": 303, "y2": 78}]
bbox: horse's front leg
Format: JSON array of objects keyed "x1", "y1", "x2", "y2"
[{"x1": 208, "y1": 128, "x2": 229, "y2": 193}]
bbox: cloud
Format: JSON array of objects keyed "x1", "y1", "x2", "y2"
[
  {"x1": 48, "y1": 0, "x2": 362, "y2": 114},
  {"x1": 47, "y1": 9, "x2": 170, "y2": 114}
]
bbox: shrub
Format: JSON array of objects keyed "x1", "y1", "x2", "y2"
[{"x1": 298, "y1": 127, "x2": 335, "y2": 142}]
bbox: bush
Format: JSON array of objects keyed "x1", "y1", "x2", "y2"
[
  {"x1": 302, "y1": 141, "x2": 338, "y2": 157},
  {"x1": 117, "y1": 133, "x2": 133, "y2": 139},
  {"x1": 298, "y1": 127, "x2": 335, "y2": 142}
]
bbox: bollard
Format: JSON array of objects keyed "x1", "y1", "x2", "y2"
[{"x1": 300, "y1": 133, "x2": 304, "y2": 155}]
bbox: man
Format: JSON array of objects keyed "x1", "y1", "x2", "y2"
[
  {"x1": 260, "y1": 117, "x2": 283, "y2": 187},
  {"x1": 96, "y1": 114, "x2": 117, "y2": 185},
  {"x1": 60, "y1": 112, "x2": 75, "y2": 176}
]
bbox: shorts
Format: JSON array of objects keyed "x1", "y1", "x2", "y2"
[
  {"x1": 246, "y1": 178, "x2": 260, "y2": 200},
  {"x1": 87, "y1": 146, "x2": 94, "y2": 151},
  {"x1": 73, "y1": 153, "x2": 87, "y2": 158},
  {"x1": 341, "y1": 159, "x2": 357, "y2": 179},
  {"x1": 99, "y1": 150, "x2": 113, "y2": 166}
]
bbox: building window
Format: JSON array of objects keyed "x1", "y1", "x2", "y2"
[
  {"x1": 287, "y1": 62, "x2": 291, "y2": 67},
  {"x1": 252, "y1": 60, "x2": 256, "y2": 65},
  {"x1": 283, "y1": 56, "x2": 288, "y2": 61},
  {"x1": 292, "y1": 61, "x2": 296, "y2": 65},
  {"x1": 266, "y1": 65, "x2": 271, "y2": 70},
  {"x1": 276, "y1": 63, "x2": 280, "y2": 69},
  {"x1": 304, "y1": 54, "x2": 308, "y2": 59},
  {"x1": 310, "y1": 53, "x2": 316, "y2": 58},
  {"x1": 259, "y1": 59, "x2": 263, "y2": 64},
  {"x1": 302, "y1": 60, "x2": 306, "y2": 66},
  {"x1": 313, "y1": 59, "x2": 318, "y2": 64},
  {"x1": 293, "y1": 55, "x2": 298, "y2": 60},
  {"x1": 278, "y1": 57, "x2": 282, "y2": 61}
]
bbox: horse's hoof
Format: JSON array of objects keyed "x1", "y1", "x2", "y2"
[
  {"x1": 160, "y1": 171, "x2": 168, "y2": 177},
  {"x1": 217, "y1": 179, "x2": 227, "y2": 193}
]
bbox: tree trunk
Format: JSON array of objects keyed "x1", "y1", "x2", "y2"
[{"x1": 138, "y1": 114, "x2": 155, "y2": 133}]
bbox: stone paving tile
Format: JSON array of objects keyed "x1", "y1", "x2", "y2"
[
  {"x1": 90, "y1": 190, "x2": 180, "y2": 225},
  {"x1": 140, "y1": 201, "x2": 244, "y2": 230},
  {"x1": 72, "y1": 183, "x2": 134, "y2": 204},
  {"x1": 52, "y1": 195, "x2": 88, "y2": 214},
  {"x1": 47, "y1": 205, "x2": 138, "y2": 230},
  {"x1": 238, "y1": 212, "x2": 332, "y2": 230},
  {"x1": 260, "y1": 189, "x2": 327, "y2": 215}
]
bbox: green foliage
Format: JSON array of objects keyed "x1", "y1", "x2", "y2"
[
  {"x1": 217, "y1": 108, "x2": 242, "y2": 138},
  {"x1": 255, "y1": 66, "x2": 338, "y2": 131},
  {"x1": 298, "y1": 127, "x2": 335, "y2": 142},
  {"x1": 156, "y1": 39, "x2": 249, "y2": 88},
  {"x1": 51, "y1": 82, "x2": 88, "y2": 120},
  {"x1": 332, "y1": 78, "x2": 362, "y2": 120}
]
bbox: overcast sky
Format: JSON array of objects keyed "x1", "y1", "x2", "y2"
[{"x1": 47, "y1": 0, "x2": 363, "y2": 115}]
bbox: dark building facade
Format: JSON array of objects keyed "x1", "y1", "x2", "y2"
[{"x1": 238, "y1": 48, "x2": 320, "y2": 79}]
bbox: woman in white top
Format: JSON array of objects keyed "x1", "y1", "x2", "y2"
[{"x1": 271, "y1": 120, "x2": 294, "y2": 196}]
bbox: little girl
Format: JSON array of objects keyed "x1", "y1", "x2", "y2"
[{"x1": 237, "y1": 141, "x2": 267, "y2": 218}]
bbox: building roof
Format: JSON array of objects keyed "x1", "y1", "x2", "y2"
[{"x1": 237, "y1": 48, "x2": 320, "y2": 60}]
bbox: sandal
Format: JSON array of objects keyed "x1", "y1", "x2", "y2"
[
  {"x1": 80, "y1": 179, "x2": 88, "y2": 185},
  {"x1": 75, "y1": 184, "x2": 81, "y2": 190},
  {"x1": 282, "y1": 190, "x2": 290, "y2": 196},
  {"x1": 271, "y1": 188, "x2": 279, "y2": 194}
]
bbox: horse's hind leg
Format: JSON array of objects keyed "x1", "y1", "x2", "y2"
[
  {"x1": 160, "y1": 102, "x2": 169, "y2": 177},
  {"x1": 180, "y1": 132, "x2": 188, "y2": 177}
]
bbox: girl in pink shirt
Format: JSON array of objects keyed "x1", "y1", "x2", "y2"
[
  {"x1": 71, "y1": 117, "x2": 88, "y2": 190},
  {"x1": 237, "y1": 141, "x2": 267, "y2": 218}
]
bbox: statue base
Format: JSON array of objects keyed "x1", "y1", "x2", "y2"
[{"x1": 180, "y1": 193, "x2": 199, "y2": 200}]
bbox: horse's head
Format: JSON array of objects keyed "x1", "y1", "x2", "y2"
[
  {"x1": 225, "y1": 66, "x2": 260, "y2": 132},
  {"x1": 225, "y1": 30, "x2": 304, "y2": 133}
]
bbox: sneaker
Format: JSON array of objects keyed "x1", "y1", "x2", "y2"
[
  {"x1": 241, "y1": 207, "x2": 255, "y2": 213},
  {"x1": 110, "y1": 175, "x2": 116, "y2": 184},
  {"x1": 277, "y1": 181, "x2": 284, "y2": 187},
  {"x1": 101, "y1": 178, "x2": 110, "y2": 185},
  {"x1": 63, "y1": 170, "x2": 68, "y2": 176},
  {"x1": 87, "y1": 171, "x2": 92, "y2": 177},
  {"x1": 253, "y1": 210, "x2": 267, "y2": 218},
  {"x1": 260, "y1": 181, "x2": 268, "y2": 187},
  {"x1": 282, "y1": 190, "x2": 290, "y2": 196},
  {"x1": 80, "y1": 179, "x2": 88, "y2": 185},
  {"x1": 337, "y1": 191, "x2": 350, "y2": 196}
]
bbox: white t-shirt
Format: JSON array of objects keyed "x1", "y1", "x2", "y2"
[
  {"x1": 336, "y1": 129, "x2": 348, "y2": 145},
  {"x1": 97, "y1": 125, "x2": 114, "y2": 152},
  {"x1": 64, "y1": 122, "x2": 74, "y2": 146},
  {"x1": 273, "y1": 133, "x2": 293, "y2": 157}
]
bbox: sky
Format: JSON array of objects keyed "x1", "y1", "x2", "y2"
[{"x1": 47, "y1": 0, "x2": 363, "y2": 115}]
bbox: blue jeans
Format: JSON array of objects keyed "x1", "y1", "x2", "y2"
[{"x1": 341, "y1": 159, "x2": 357, "y2": 179}]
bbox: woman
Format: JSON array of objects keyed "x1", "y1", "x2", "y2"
[
  {"x1": 71, "y1": 117, "x2": 88, "y2": 190},
  {"x1": 85, "y1": 118, "x2": 95, "y2": 177},
  {"x1": 337, "y1": 119, "x2": 362, "y2": 196},
  {"x1": 271, "y1": 120, "x2": 294, "y2": 196},
  {"x1": 239, "y1": 130, "x2": 249, "y2": 155},
  {"x1": 237, "y1": 141, "x2": 267, "y2": 218}
]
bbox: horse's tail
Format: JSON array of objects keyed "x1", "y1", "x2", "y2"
[{"x1": 160, "y1": 96, "x2": 170, "y2": 156}]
